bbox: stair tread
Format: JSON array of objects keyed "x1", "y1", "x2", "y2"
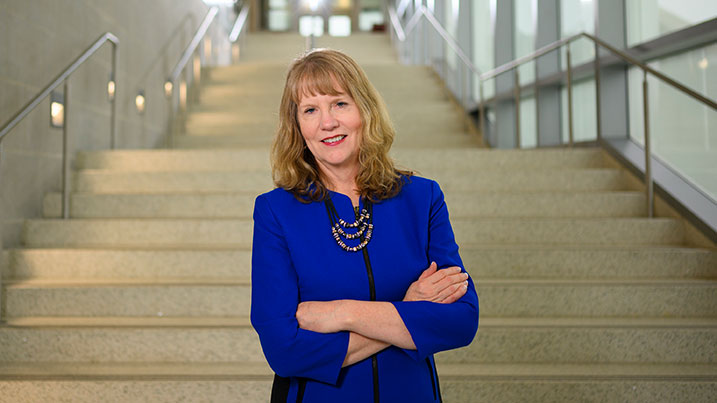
[
  {"x1": 4, "y1": 316, "x2": 252, "y2": 327},
  {"x1": 4, "y1": 277, "x2": 252, "y2": 287},
  {"x1": 5, "y1": 316, "x2": 717, "y2": 328},
  {"x1": 1, "y1": 362, "x2": 715, "y2": 380},
  {"x1": 5, "y1": 277, "x2": 715, "y2": 288}
]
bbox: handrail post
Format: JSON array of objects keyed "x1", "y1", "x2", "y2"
[
  {"x1": 566, "y1": 45, "x2": 574, "y2": 147},
  {"x1": 643, "y1": 70, "x2": 654, "y2": 218},
  {"x1": 61, "y1": 81, "x2": 70, "y2": 219},
  {"x1": 514, "y1": 69, "x2": 521, "y2": 148},
  {"x1": 593, "y1": 40, "x2": 602, "y2": 141},
  {"x1": 534, "y1": 59, "x2": 540, "y2": 147},
  {"x1": 479, "y1": 81, "x2": 486, "y2": 139}
]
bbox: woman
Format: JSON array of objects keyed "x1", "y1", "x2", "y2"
[{"x1": 251, "y1": 48, "x2": 479, "y2": 403}]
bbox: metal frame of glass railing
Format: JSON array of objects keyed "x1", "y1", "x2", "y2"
[
  {"x1": 164, "y1": 3, "x2": 250, "y2": 147},
  {"x1": 0, "y1": 33, "x2": 120, "y2": 220},
  {"x1": 387, "y1": 3, "x2": 717, "y2": 221}
]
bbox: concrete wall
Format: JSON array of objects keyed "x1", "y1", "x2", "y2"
[{"x1": 0, "y1": 0, "x2": 212, "y2": 247}]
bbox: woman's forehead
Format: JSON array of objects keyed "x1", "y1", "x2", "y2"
[{"x1": 295, "y1": 74, "x2": 347, "y2": 100}]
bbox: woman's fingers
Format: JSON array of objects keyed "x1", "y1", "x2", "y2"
[
  {"x1": 428, "y1": 266, "x2": 462, "y2": 284},
  {"x1": 436, "y1": 281, "x2": 469, "y2": 304},
  {"x1": 418, "y1": 261, "x2": 438, "y2": 280},
  {"x1": 430, "y1": 268, "x2": 468, "y2": 294},
  {"x1": 403, "y1": 264, "x2": 470, "y2": 303}
]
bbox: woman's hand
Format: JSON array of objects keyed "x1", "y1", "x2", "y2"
[
  {"x1": 403, "y1": 262, "x2": 469, "y2": 303},
  {"x1": 296, "y1": 300, "x2": 347, "y2": 333}
]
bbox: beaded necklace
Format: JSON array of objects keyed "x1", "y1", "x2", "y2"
[{"x1": 324, "y1": 198, "x2": 374, "y2": 252}]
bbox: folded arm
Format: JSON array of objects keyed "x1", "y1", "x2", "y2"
[{"x1": 297, "y1": 262, "x2": 469, "y2": 365}]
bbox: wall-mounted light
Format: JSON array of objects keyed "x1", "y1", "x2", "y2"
[
  {"x1": 305, "y1": 0, "x2": 321, "y2": 12},
  {"x1": 193, "y1": 54, "x2": 201, "y2": 81},
  {"x1": 164, "y1": 80, "x2": 173, "y2": 98},
  {"x1": 698, "y1": 57, "x2": 708, "y2": 70},
  {"x1": 179, "y1": 80, "x2": 187, "y2": 110},
  {"x1": 107, "y1": 72, "x2": 116, "y2": 101},
  {"x1": 204, "y1": 37, "x2": 212, "y2": 61},
  {"x1": 232, "y1": 43, "x2": 240, "y2": 62},
  {"x1": 135, "y1": 90, "x2": 146, "y2": 114},
  {"x1": 50, "y1": 91, "x2": 64, "y2": 128}
]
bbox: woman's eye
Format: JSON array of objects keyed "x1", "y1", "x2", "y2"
[
  {"x1": 336, "y1": 101, "x2": 348, "y2": 108},
  {"x1": 303, "y1": 107, "x2": 315, "y2": 114}
]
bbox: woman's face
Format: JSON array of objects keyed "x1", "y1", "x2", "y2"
[{"x1": 297, "y1": 84, "x2": 362, "y2": 177}]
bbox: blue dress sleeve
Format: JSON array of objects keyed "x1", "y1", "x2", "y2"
[
  {"x1": 391, "y1": 180, "x2": 480, "y2": 361},
  {"x1": 250, "y1": 194, "x2": 350, "y2": 385}
]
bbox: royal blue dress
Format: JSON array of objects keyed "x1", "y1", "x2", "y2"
[{"x1": 251, "y1": 176, "x2": 479, "y2": 402}]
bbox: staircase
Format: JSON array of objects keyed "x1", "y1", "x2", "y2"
[{"x1": 1, "y1": 33, "x2": 716, "y2": 402}]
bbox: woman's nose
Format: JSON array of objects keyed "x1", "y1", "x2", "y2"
[{"x1": 320, "y1": 110, "x2": 339, "y2": 130}]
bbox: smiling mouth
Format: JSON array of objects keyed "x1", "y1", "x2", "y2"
[{"x1": 321, "y1": 135, "x2": 347, "y2": 144}]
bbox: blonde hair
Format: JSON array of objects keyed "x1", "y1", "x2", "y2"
[{"x1": 271, "y1": 48, "x2": 411, "y2": 202}]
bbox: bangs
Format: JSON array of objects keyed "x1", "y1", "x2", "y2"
[{"x1": 291, "y1": 64, "x2": 349, "y2": 105}]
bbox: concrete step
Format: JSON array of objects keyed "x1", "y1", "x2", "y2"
[
  {"x1": 0, "y1": 318, "x2": 263, "y2": 363},
  {"x1": 2, "y1": 249, "x2": 252, "y2": 279},
  {"x1": 1, "y1": 362, "x2": 716, "y2": 402},
  {"x1": 6, "y1": 246, "x2": 714, "y2": 281},
  {"x1": 43, "y1": 192, "x2": 259, "y2": 219},
  {"x1": 1, "y1": 362, "x2": 714, "y2": 403},
  {"x1": 73, "y1": 171, "x2": 274, "y2": 193},
  {"x1": 76, "y1": 150, "x2": 273, "y2": 171},
  {"x1": 452, "y1": 217, "x2": 684, "y2": 246},
  {"x1": 21, "y1": 217, "x2": 681, "y2": 249},
  {"x1": 42, "y1": 191, "x2": 646, "y2": 219},
  {"x1": 70, "y1": 169, "x2": 624, "y2": 193},
  {"x1": 438, "y1": 363, "x2": 717, "y2": 403},
  {"x1": 1, "y1": 317, "x2": 714, "y2": 364},
  {"x1": 445, "y1": 191, "x2": 646, "y2": 218},
  {"x1": 476, "y1": 278, "x2": 717, "y2": 317},
  {"x1": 436, "y1": 169, "x2": 625, "y2": 192},
  {"x1": 461, "y1": 245, "x2": 717, "y2": 279},
  {"x1": 3, "y1": 279, "x2": 251, "y2": 317},
  {"x1": 172, "y1": 134, "x2": 275, "y2": 148},
  {"x1": 185, "y1": 120, "x2": 277, "y2": 137},
  {"x1": 76, "y1": 148, "x2": 605, "y2": 171},
  {"x1": 438, "y1": 317, "x2": 717, "y2": 364},
  {"x1": 22, "y1": 219, "x2": 254, "y2": 248},
  {"x1": 4, "y1": 278, "x2": 715, "y2": 318}
]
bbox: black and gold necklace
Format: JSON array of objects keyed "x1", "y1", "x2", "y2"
[{"x1": 324, "y1": 198, "x2": 374, "y2": 252}]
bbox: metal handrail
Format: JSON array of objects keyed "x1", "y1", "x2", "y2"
[
  {"x1": 388, "y1": 5, "x2": 482, "y2": 79},
  {"x1": 0, "y1": 33, "x2": 119, "y2": 143},
  {"x1": 229, "y1": 3, "x2": 250, "y2": 43},
  {"x1": 0, "y1": 32, "x2": 119, "y2": 220},
  {"x1": 388, "y1": 5, "x2": 717, "y2": 218},
  {"x1": 480, "y1": 32, "x2": 717, "y2": 109},
  {"x1": 387, "y1": 4, "x2": 482, "y2": 141},
  {"x1": 164, "y1": 7, "x2": 219, "y2": 146},
  {"x1": 168, "y1": 7, "x2": 219, "y2": 84}
]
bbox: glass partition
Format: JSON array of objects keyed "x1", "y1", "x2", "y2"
[
  {"x1": 626, "y1": 0, "x2": 717, "y2": 46},
  {"x1": 561, "y1": 77, "x2": 597, "y2": 144},
  {"x1": 560, "y1": 0, "x2": 597, "y2": 144},
  {"x1": 628, "y1": 42, "x2": 717, "y2": 202},
  {"x1": 471, "y1": 0, "x2": 496, "y2": 101},
  {"x1": 514, "y1": 0, "x2": 536, "y2": 85}
]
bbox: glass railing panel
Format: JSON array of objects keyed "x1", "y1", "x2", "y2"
[
  {"x1": 520, "y1": 96, "x2": 537, "y2": 148},
  {"x1": 561, "y1": 77, "x2": 597, "y2": 144},
  {"x1": 514, "y1": 0, "x2": 536, "y2": 85},
  {"x1": 471, "y1": 0, "x2": 495, "y2": 103},
  {"x1": 629, "y1": 66, "x2": 717, "y2": 202},
  {"x1": 560, "y1": 0, "x2": 595, "y2": 66},
  {"x1": 626, "y1": 0, "x2": 717, "y2": 47}
]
